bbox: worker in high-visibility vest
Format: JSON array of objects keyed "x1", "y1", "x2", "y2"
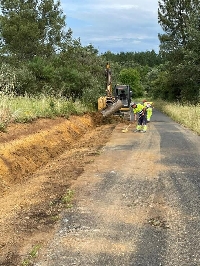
[
  {"x1": 142, "y1": 99, "x2": 154, "y2": 122},
  {"x1": 130, "y1": 102, "x2": 147, "y2": 133}
]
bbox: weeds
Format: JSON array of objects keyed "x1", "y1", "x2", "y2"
[
  {"x1": 0, "y1": 92, "x2": 92, "y2": 131},
  {"x1": 0, "y1": 107, "x2": 12, "y2": 132},
  {"x1": 21, "y1": 244, "x2": 41, "y2": 266},
  {"x1": 51, "y1": 214, "x2": 60, "y2": 221},
  {"x1": 62, "y1": 189, "x2": 74, "y2": 208}
]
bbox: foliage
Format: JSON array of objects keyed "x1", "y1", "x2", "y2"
[
  {"x1": 118, "y1": 68, "x2": 143, "y2": 97},
  {"x1": 62, "y1": 189, "x2": 74, "y2": 208},
  {"x1": 0, "y1": 0, "x2": 199, "y2": 106},
  {"x1": 0, "y1": 91, "x2": 90, "y2": 131},
  {"x1": 0, "y1": 0, "x2": 165, "y2": 105},
  {"x1": 158, "y1": 0, "x2": 200, "y2": 103},
  {"x1": 21, "y1": 244, "x2": 41, "y2": 266},
  {"x1": 0, "y1": 41, "x2": 107, "y2": 101},
  {"x1": 0, "y1": 63, "x2": 16, "y2": 92},
  {"x1": 0, "y1": 105, "x2": 12, "y2": 131},
  {"x1": 100, "y1": 52, "x2": 164, "y2": 98},
  {"x1": 0, "y1": 0, "x2": 70, "y2": 60},
  {"x1": 101, "y1": 50, "x2": 163, "y2": 67},
  {"x1": 0, "y1": 62, "x2": 37, "y2": 94}
]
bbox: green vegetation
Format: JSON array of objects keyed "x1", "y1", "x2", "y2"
[
  {"x1": 0, "y1": 0, "x2": 199, "y2": 132},
  {"x1": 158, "y1": 0, "x2": 200, "y2": 103},
  {"x1": 62, "y1": 189, "x2": 74, "y2": 208},
  {"x1": 0, "y1": 92, "x2": 91, "y2": 131},
  {"x1": 21, "y1": 244, "x2": 41, "y2": 266},
  {"x1": 101, "y1": 50, "x2": 162, "y2": 67},
  {"x1": 155, "y1": 100, "x2": 200, "y2": 135},
  {"x1": 119, "y1": 68, "x2": 143, "y2": 97}
]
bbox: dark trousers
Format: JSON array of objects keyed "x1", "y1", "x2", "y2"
[{"x1": 138, "y1": 115, "x2": 147, "y2": 126}]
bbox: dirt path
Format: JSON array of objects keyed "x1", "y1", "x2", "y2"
[
  {"x1": 1, "y1": 110, "x2": 200, "y2": 266},
  {"x1": 0, "y1": 113, "x2": 125, "y2": 266},
  {"x1": 34, "y1": 110, "x2": 200, "y2": 266},
  {"x1": 34, "y1": 121, "x2": 168, "y2": 266}
]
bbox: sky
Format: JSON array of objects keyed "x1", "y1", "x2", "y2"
[{"x1": 60, "y1": 0, "x2": 162, "y2": 54}]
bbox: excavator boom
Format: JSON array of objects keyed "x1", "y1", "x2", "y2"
[{"x1": 98, "y1": 63, "x2": 132, "y2": 118}]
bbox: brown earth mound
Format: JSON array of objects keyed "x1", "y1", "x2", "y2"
[
  {"x1": 0, "y1": 112, "x2": 122, "y2": 192},
  {"x1": 0, "y1": 112, "x2": 125, "y2": 266}
]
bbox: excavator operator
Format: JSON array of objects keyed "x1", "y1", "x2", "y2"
[{"x1": 119, "y1": 90, "x2": 126, "y2": 100}]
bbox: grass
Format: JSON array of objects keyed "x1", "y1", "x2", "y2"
[
  {"x1": 21, "y1": 244, "x2": 41, "y2": 266},
  {"x1": 0, "y1": 107, "x2": 12, "y2": 132},
  {"x1": 154, "y1": 99, "x2": 200, "y2": 135},
  {"x1": 62, "y1": 189, "x2": 74, "y2": 208},
  {"x1": 0, "y1": 92, "x2": 93, "y2": 131},
  {"x1": 1, "y1": 92, "x2": 199, "y2": 135}
]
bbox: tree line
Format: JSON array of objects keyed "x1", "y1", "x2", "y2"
[
  {"x1": 157, "y1": 0, "x2": 200, "y2": 103},
  {"x1": 0, "y1": 0, "x2": 199, "y2": 105}
]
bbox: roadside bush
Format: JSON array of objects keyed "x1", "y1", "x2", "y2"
[
  {"x1": 0, "y1": 92, "x2": 91, "y2": 131},
  {"x1": 0, "y1": 63, "x2": 16, "y2": 92},
  {"x1": 0, "y1": 62, "x2": 37, "y2": 95}
]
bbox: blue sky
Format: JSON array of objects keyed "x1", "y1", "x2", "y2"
[{"x1": 60, "y1": 0, "x2": 162, "y2": 54}]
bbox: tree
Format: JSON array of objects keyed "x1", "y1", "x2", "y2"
[
  {"x1": 57, "y1": 42, "x2": 107, "y2": 100},
  {"x1": 101, "y1": 50, "x2": 162, "y2": 68},
  {"x1": 0, "y1": 0, "x2": 70, "y2": 60},
  {"x1": 158, "y1": 0, "x2": 200, "y2": 103},
  {"x1": 119, "y1": 68, "x2": 143, "y2": 97}
]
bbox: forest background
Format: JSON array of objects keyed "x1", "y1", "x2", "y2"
[{"x1": 0, "y1": 0, "x2": 199, "y2": 133}]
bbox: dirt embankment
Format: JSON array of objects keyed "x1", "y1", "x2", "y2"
[
  {"x1": 0, "y1": 112, "x2": 125, "y2": 266},
  {"x1": 0, "y1": 114, "x2": 94, "y2": 192}
]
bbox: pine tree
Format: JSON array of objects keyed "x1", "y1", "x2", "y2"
[
  {"x1": 158, "y1": 0, "x2": 200, "y2": 103},
  {"x1": 158, "y1": 0, "x2": 199, "y2": 53},
  {"x1": 0, "y1": 0, "x2": 70, "y2": 60}
]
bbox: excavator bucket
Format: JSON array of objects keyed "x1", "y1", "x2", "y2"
[{"x1": 101, "y1": 100, "x2": 123, "y2": 117}]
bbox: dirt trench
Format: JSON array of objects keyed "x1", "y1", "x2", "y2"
[{"x1": 0, "y1": 112, "x2": 126, "y2": 266}]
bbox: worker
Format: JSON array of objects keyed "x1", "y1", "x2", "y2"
[
  {"x1": 142, "y1": 99, "x2": 154, "y2": 122},
  {"x1": 130, "y1": 102, "x2": 147, "y2": 133},
  {"x1": 119, "y1": 90, "x2": 126, "y2": 100}
]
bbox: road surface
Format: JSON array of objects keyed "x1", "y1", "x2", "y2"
[{"x1": 35, "y1": 109, "x2": 200, "y2": 266}]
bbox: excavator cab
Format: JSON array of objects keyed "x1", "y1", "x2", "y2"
[{"x1": 113, "y1": 84, "x2": 132, "y2": 112}]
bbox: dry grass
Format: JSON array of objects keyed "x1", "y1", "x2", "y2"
[
  {"x1": 155, "y1": 100, "x2": 200, "y2": 135},
  {"x1": 0, "y1": 92, "x2": 91, "y2": 131}
]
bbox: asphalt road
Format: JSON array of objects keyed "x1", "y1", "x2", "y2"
[{"x1": 35, "y1": 109, "x2": 200, "y2": 266}]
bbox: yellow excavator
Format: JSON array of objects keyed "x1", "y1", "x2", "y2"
[{"x1": 98, "y1": 63, "x2": 132, "y2": 118}]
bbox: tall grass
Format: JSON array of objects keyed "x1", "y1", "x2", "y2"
[
  {"x1": 154, "y1": 99, "x2": 200, "y2": 135},
  {"x1": 1, "y1": 93, "x2": 199, "y2": 135},
  {"x1": 0, "y1": 92, "x2": 93, "y2": 131}
]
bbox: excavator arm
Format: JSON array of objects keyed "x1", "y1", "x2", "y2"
[
  {"x1": 98, "y1": 63, "x2": 125, "y2": 117},
  {"x1": 98, "y1": 63, "x2": 114, "y2": 110}
]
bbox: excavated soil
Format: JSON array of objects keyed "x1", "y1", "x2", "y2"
[{"x1": 0, "y1": 112, "x2": 126, "y2": 266}]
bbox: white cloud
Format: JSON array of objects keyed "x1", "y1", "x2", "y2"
[{"x1": 61, "y1": 0, "x2": 161, "y2": 53}]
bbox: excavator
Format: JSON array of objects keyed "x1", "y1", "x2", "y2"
[{"x1": 98, "y1": 63, "x2": 132, "y2": 118}]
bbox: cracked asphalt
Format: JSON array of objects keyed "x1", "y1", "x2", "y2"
[{"x1": 35, "y1": 109, "x2": 200, "y2": 266}]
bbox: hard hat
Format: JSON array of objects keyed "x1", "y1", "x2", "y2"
[
  {"x1": 142, "y1": 99, "x2": 147, "y2": 102},
  {"x1": 130, "y1": 102, "x2": 136, "y2": 106}
]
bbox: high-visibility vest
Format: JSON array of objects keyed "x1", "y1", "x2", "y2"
[
  {"x1": 133, "y1": 103, "x2": 146, "y2": 115},
  {"x1": 144, "y1": 102, "x2": 153, "y2": 108}
]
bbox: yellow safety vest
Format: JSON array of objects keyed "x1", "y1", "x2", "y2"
[
  {"x1": 144, "y1": 102, "x2": 153, "y2": 108},
  {"x1": 133, "y1": 103, "x2": 146, "y2": 115}
]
